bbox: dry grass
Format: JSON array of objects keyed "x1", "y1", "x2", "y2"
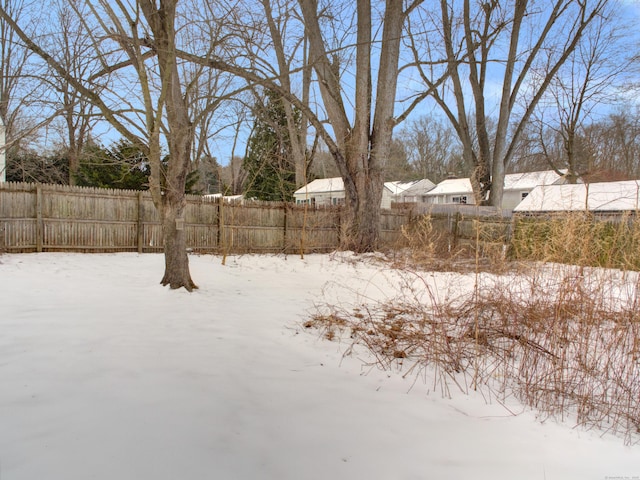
[
  {"x1": 306, "y1": 214, "x2": 640, "y2": 445},
  {"x1": 386, "y1": 214, "x2": 510, "y2": 273},
  {"x1": 511, "y1": 212, "x2": 640, "y2": 270}
]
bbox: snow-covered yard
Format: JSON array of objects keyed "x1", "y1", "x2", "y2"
[{"x1": 0, "y1": 252, "x2": 638, "y2": 479}]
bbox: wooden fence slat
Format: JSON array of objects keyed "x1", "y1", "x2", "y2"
[
  {"x1": 137, "y1": 191, "x2": 143, "y2": 254},
  {"x1": 36, "y1": 185, "x2": 43, "y2": 253},
  {"x1": 1, "y1": 182, "x2": 411, "y2": 254}
]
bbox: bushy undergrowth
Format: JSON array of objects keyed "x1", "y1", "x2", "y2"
[
  {"x1": 306, "y1": 265, "x2": 640, "y2": 444},
  {"x1": 512, "y1": 213, "x2": 640, "y2": 270},
  {"x1": 387, "y1": 214, "x2": 509, "y2": 273},
  {"x1": 306, "y1": 214, "x2": 640, "y2": 444}
]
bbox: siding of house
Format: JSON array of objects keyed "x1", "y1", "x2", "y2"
[
  {"x1": 426, "y1": 171, "x2": 565, "y2": 208},
  {"x1": 502, "y1": 190, "x2": 529, "y2": 210},
  {"x1": 427, "y1": 193, "x2": 476, "y2": 205},
  {"x1": 301, "y1": 191, "x2": 345, "y2": 206},
  {"x1": 381, "y1": 189, "x2": 393, "y2": 209},
  {"x1": 294, "y1": 177, "x2": 394, "y2": 209}
]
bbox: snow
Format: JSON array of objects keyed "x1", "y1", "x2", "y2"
[
  {"x1": 293, "y1": 177, "x2": 344, "y2": 195},
  {"x1": 425, "y1": 177, "x2": 474, "y2": 196},
  {"x1": 294, "y1": 178, "x2": 423, "y2": 196},
  {"x1": 427, "y1": 170, "x2": 566, "y2": 198},
  {"x1": 515, "y1": 180, "x2": 640, "y2": 212},
  {"x1": 0, "y1": 252, "x2": 638, "y2": 480},
  {"x1": 384, "y1": 180, "x2": 418, "y2": 195},
  {"x1": 502, "y1": 170, "x2": 566, "y2": 190}
]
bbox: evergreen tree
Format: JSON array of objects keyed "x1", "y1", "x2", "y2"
[
  {"x1": 243, "y1": 91, "x2": 298, "y2": 202},
  {"x1": 75, "y1": 139, "x2": 202, "y2": 193},
  {"x1": 75, "y1": 139, "x2": 150, "y2": 190},
  {"x1": 6, "y1": 148, "x2": 69, "y2": 184}
]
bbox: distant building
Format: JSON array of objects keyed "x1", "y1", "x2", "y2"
[
  {"x1": 425, "y1": 170, "x2": 569, "y2": 209},
  {"x1": 513, "y1": 180, "x2": 640, "y2": 214},
  {"x1": 387, "y1": 179, "x2": 436, "y2": 203},
  {"x1": 202, "y1": 193, "x2": 244, "y2": 203},
  {"x1": 423, "y1": 177, "x2": 476, "y2": 205},
  {"x1": 293, "y1": 177, "x2": 398, "y2": 209}
]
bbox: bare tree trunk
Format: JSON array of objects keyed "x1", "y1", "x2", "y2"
[
  {"x1": 261, "y1": 0, "x2": 310, "y2": 188},
  {"x1": 298, "y1": 0, "x2": 408, "y2": 251},
  {"x1": 160, "y1": 194, "x2": 195, "y2": 289},
  {"x1": 419, "y1": 0, "x2": 608, "y2": 208},
  {"x1": 140, "y1": 0, "x2": 196, "y2": 290}
]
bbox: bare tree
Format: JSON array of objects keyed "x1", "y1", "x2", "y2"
[
  {"x1": 398, "y1": 115, "x2": 465, "y2": 182},
  {"x1": 181, "y1": 0, "x2": 424, "y2": 251},
  {"x1": 42, "y1": 0, "x2": 104, "y2": 185},
  {"x1": 220, "y1": 99, "x2": 252, "y2": 195},
  {"x1": 532, "y1": 9, "x2": 631, "y2": 184},
  {"x1": 180, "y1": 3, "x2": 251, "y2": 195},
  {"x1": 411, "y1": 0, "x2": 609, "y2": 206},
  {"x1": 0, "y1": 0, "x2": 207, "y2": 289},
  {"x1": 0, "y1": 115, "x2": 4, "y2": 181},
  {"x1": 259, "y1": 0, "x2": 313, "y2": 187},
  {"x1": 583, "y1": 110, "x2": 640, "y2": 179},
  {"x1": 307, "y1": 143, "x2": 340, "y2": 179},
  {"x1": 0, "y1": 0, "x2": 45, "y2": 155},
  {"x1": 295, "y1": 0, "x2": 424, "y2": 249}
]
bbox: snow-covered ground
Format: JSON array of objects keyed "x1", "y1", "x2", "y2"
[{"x1": 0, "y1": 252, "x2": 638, "y2": 480}]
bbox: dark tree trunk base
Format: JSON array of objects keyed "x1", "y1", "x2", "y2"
[
  {"x1": 160, "y1": 248, "x2": 198, "y2": 291},
  {"x1": 160, "y1": 204, "x2": 198, "y2": 292},
  {"x1": 161, "y1": 272, "x2": 198, "y2": 292}
]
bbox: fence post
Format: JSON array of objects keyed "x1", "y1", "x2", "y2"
[
  {"x1": 217, "y1": 196, "x2": 222, "y2": 251},
  {"x1": 137, "y1": 191, "x2": 144, "y2": 253},
  {"x1": 36, "y1": 184, "x2": 43, "y2": 252},
  {"x1": 283, "y1": 203, "x2": 288, "y2": 253},
  {"x1": 452, "y1": 211, "x2": 461, "y2": 250}
]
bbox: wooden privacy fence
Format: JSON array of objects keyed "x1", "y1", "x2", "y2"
[
  {"x1": 0, "y1": 182, "x2": 411, "y2": 254},
  {"x1": 403, "y1": 205, "x2": 513, "y2": 257}
]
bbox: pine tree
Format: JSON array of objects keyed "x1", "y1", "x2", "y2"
[
  {"x1": 75, "y1": 139, "x2": 150, "y2": 190},
  {"x1": 243, "y1": 91, "x2": 298, "y2": 202}
]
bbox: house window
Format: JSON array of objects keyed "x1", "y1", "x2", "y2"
[
  {"x1": 332, "y1": 197, "x2": 344, "y2": 205},
  {"x1": 452, "y1": 196, "x2": 467, "y2": 204},
  {"x1": 521, "y1": 192, "x2": 529, "y2": 200},
  {"x1": 296, "y1": 198, "x2": 311, "y2": 205}
]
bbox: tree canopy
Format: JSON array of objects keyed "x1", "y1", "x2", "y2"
[{"x1": 243, "y1": 91, "x2": 298, "y2": 202}]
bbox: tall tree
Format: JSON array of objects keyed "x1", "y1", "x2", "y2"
[
  {"x1": 298, "y1": 0, "x2": 426, "y2": 248},
  {"x1": 179, "y1": 3, "x2": 247, "y2": 196},
  {"x1": 0, "y1": 0, "x2": 199, "y2": 289},
  {"x1": 45, "y1": 0, "x2": 102, "y2": 185},
  {"x1": 243, "y1": 90, "x2": 298, "y2": 201},
  {"x1": 532, "y1": 8, "x2": 630, "y2": 183},
  {"x1": 259, "y1": 0, "x2": 313, "y2": 188},
  {"x1": 411, "y1": 0, "x2": 609, "y2": 206},
  {"x1": 0, "y1": 0, "x2": 44, "y2": 158},
  {"x1": 297, "y1": 0, "x2": 411, "y2": 249},
  {"x1": 398, "y1": 115, "x2": 465, "y2": 182},
  {"x1": 184, "y1": 0, "x2": 424, "y2": 251}
]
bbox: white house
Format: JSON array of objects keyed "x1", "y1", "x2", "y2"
[
  {"x1": 202, "y1": 193, "x2": 244, "y2": 203},
  {"x1": 293, "y1": 177, "x2": 397, "y2": 209},
  {"x1": 0, "y1": 116, "x2": 5, "y2": 182},
  {"x1": 425, "y1": 170, "x2": 569, "y2": 209},
  {"x1": 388, "y1": 178, "x2": 436, "y2": 203},
  {"x1": 423, "y1": 177, "x2": 476, "y2": 205},
  {"x1": 513, "y1": 180, "x2": 640, "y2": 213}
]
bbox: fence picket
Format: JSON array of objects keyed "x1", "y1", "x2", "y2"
[{"x1": 0, "y1": 182, "x2": 411, "y2": 254}]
